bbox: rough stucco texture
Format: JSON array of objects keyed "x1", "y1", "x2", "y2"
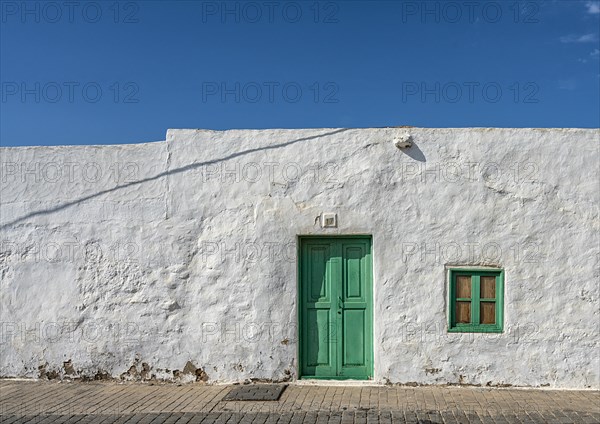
[{"x1": 0, "y1": 128, "x2": 598, "y2": 388}]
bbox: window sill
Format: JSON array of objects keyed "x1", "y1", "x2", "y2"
[{"x1": 448, "y1": 326, "x2": 503, "y2": 333}]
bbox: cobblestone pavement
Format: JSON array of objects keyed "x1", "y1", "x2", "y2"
[{"x1": 1, "y1": 380, "x2": 598, "y2": 423}]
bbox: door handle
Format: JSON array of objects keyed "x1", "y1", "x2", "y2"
[{"x1": 338, "y1": 297, "x2": 343, "y2": 312}]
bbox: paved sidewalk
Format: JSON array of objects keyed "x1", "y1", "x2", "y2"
[{"x1": 0, "y1": 380, "x2": 598, "y2": 423}]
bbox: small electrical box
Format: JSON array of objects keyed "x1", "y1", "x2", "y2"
[{"x1": 321, "y1": 213, "x2": 337, "y2": 228}]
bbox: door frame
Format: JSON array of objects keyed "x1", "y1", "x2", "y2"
[{"x1": 296, "y1": 235, "x2": 374, "y2": 380}]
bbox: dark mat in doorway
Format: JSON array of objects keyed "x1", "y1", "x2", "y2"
[{"x1": 222, "y1": 384, "x2": 288, "y2": 401}]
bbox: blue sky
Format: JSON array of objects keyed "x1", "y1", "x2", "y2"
[{"x1": 1, "y1": 0, "x2": 599, "y2": 146}]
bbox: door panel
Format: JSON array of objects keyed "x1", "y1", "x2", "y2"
[
  {"x1": 342, "y1": 309, "x2": 365, "y2": 365},
  {"x1": 300, "y1": 237, "x2": 372, "y2": 379},
  {"x1": 339, "y1": 241, "x2": 371, "y2": 377},
  {"x1": 309, "y1": 246, "x2": 329, "y2": 301},
  {"x1": 306, "y1": 309, "x2": 331, "y2": 366},
  {"x1": 344, "y1": 246, "x2": 363, "y2": 299},
  {"x1": 302, "y1": 241, "x2": 337, "y2": 377}
]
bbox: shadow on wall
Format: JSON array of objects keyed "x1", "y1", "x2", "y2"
[
  {"x1": 0, "y1": 129, "x2": 351, "y2": 229},
  {"x1": 400, "y1": 141, "x2": 426, "y2": 162}
]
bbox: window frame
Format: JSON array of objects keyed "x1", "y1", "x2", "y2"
[{"x1": 447, "y1": 268, "x2": 504, "y2": 333}]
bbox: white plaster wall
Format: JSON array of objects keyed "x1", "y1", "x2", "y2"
[{"x1": 0, "y1": 128, "x2": 598, "y2": 388}]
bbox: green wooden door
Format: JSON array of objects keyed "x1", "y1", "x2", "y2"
[{"x1": 299, "y1": 237, "x2": 373, "y2": 379}]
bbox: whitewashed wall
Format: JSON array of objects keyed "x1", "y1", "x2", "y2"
[{"x1": 1, "y1": 128, "x2": 598, "y2": 388}]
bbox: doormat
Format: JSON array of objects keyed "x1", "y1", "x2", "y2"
[{"x1": 222, "y1": 384, "x2": 287, "y2": 401}]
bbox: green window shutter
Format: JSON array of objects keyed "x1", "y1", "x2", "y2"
[{"x1": 448, "y1": 269, "x2": 504, "y2": 333}]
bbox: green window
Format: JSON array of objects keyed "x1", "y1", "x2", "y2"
[{"x1": 448, "y1": 268, "x2": 504, "y2": 333}]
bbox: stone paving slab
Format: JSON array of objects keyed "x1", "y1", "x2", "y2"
[
  {"x1": 222, "y1": 384, "x2": 287, "y2": 401},
  {"x1": 1, "y1": 410, "x2": 599, "y2": 424},
  {"x1": 0, "y1": 380, "x2": 598, "y2": 423}
]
